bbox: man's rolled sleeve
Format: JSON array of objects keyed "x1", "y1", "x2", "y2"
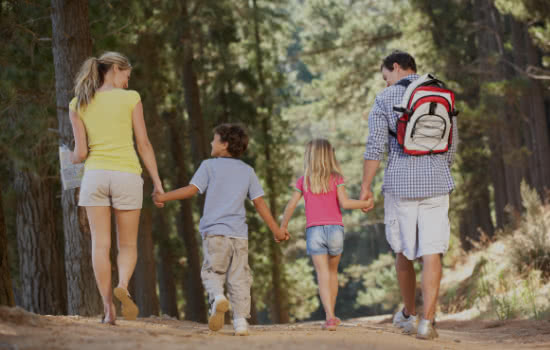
[
  {"x1": 446, "y1": 118, "x2": 459, "y2": 167},
  {"x1": 364, "y1": 97, "x2": 389, "y2": 161}
]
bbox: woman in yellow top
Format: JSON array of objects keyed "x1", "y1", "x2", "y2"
[{"x1": 69, "y1": 52, "x2": 164, "y2": 325}]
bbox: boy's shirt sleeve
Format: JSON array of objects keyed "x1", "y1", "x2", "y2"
[
  {"x1": 248, "y1": 169, "x2": 265, "y2": 200},
  {"x1": 190, "y1": 160, "x2": 209, "y2": 194},
  {"x1": 295, "y1": 176, "x2": 304, "y2": 193}
]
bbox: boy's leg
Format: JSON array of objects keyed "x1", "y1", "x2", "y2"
[
  {"x1": 311, "y1": 254, "x2": 334, "y2": 320},
  {"x1": 225, "y1": 238, "x2": 252, "y2": 320},
  {"x1": 201, "y1": 235, "x2": 232, "y2": 303}
]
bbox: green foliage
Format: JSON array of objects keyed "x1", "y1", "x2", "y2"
[{"x1": 284, "y1": 258, "x2": 319, "y2": 321}]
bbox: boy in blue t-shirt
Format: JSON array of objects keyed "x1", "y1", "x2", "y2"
[{"x1": 154, "y1": 123, "x2": 288, "y2": 336}]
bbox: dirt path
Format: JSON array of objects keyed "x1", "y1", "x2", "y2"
[{"x1": 1, "y1": 307, "x2": 549, "y2": 350}]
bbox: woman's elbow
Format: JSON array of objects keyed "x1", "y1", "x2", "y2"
[
  {"x1": 72, "y1": 151, "x2": 87, "y2": 164},
  {"x1": 137, "y1": 140, "x2": 152, "y2": 154}
]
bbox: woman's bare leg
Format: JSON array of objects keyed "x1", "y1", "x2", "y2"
[
  {"x1": 114, "y1": 209, "x2": 141, "y2": 291},
  {"x1": 86, "y1": 206, "x2": 116, "y2": 323}
]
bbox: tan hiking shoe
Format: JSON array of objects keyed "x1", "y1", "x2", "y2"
[{"x1": 208, "y1": 295, "x2": 229, "y2": 331}]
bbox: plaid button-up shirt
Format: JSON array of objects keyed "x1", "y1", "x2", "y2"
[{"x1": 363, "y1": 74, "x2": 458, "y2": 198}]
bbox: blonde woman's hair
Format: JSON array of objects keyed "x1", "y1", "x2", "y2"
[
  {"x1": 73, "y1": 51, "x2": 132, "y2": 111},
  {"x1": 303, "y1": 139, "x2": 343, "y2": 194}
]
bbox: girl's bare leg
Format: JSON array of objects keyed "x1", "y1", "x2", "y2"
[
  {"x1": 312, "y1": 254, "x2": 334, "y2": 320},
  {"x1": 328, "y1": 254, "x2": 341, "y2": 318}
]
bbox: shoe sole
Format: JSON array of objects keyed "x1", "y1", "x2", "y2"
[
  {"x1": 234, "y1": 330, "x2": 249, "y2": 336},
  {"x1": 208, "y1": 298, "x2": 229, "y2": 331},
  {"x1": 417, "y1": 329, "x2": 438, "y2": 340},
  {"x1": 114, "y1": 287, "x2": 139, "y2": 321}
]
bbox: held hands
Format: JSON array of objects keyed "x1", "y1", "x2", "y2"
[
  {"x1": 359, "y1": 187, "x2": 375, "y2": 213},
  {"x1": 274, "y1": 226, "x2": 291, "y2": 243},
  {"x1": 152, "y1": 183, "x2": 165, "y2": 208}
]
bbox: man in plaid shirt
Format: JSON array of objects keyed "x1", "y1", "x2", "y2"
[{"x1": 360, "y1": 51, "x2": 458, "y2": 340}]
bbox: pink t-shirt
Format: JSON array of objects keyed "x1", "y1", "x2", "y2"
[{"x1": 295, "y1": 175, "x2": 344, "y2": 228}]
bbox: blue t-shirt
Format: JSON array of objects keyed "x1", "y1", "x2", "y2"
[{"x1": 190, "y1": 157, "x2": 264, "y2": 239}]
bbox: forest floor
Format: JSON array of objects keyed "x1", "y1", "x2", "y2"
[{"x1": 1, "y1": 306, "x2": 550, "y2": 350}]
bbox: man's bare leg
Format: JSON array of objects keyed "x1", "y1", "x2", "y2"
[
  {"x1": 395, "y1": 253, "x2": 416, "y2": 316},
  {"x1": 420, "y1": 254, "x2": 441, "y2": 321}
]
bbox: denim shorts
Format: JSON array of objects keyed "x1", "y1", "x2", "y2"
[{"x1": 306, "y1": 225, "x2": 344, "y2": 256}]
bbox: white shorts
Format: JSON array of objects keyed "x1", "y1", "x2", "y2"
[
  {"x1": 384, "y1": 193, "x2": 450, "y2": 260},
  {"x1": 79, "y1": 169, "x2": 143, "y2": 210}
]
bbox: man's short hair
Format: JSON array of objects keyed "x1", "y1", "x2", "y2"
[
  {"x1": 381, "y1": 50, "x2": 417, "y2": 72},
  {"x1": 213, "y1": 123, "x2": 249, "y2": 158}
]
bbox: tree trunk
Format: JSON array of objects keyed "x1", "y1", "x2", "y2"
[
  {"x1": 132, "y1": 177, "x2": 160, "y2": 317},
  {"x1": 181, "y1": 1, "x2": 209, "y2": 168},
  {"x1": 50, "y1": 0, "x2": 102, "y2": 315},
  {"x1": 166, "y1": 112, "x2": 207, "y2": 323},
  {"x1": 155, "y1": 210, "x2": 179, "y2": 319},
  {"x1": 0, "y1": 184, "x2": 15, "y2": 307},
  {"x1": 475, "y1": 0, "x2": 525, "y2": 227},
  {"x1": 510, "y1": 19, "x2": 550, "y2": 195},
  {"x1": 15, "y1": 171, "x2": 66, "y2": 314},
  {"x1": 252, "y1": 0, "x2": 289, "y2": 324}
]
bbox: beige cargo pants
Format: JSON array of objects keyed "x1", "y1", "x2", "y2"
[{"x1": 201, "y1": 235, "x2": 252, "y2": 319}]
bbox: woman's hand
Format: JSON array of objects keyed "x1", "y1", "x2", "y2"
[{"x1": 152, "y1": 183, "x2": 165, "y2": 208}]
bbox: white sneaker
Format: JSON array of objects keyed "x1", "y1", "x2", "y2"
[
  {"x1": 392, "y1": 309, "x2": 418, "y2": 334},
  {"x1": 208, "y1": 295, "x2": 229, "y2": 331},
  {"x1": 417, "y1": 318, "x2": 438, "y2": 340},
  {"x1": 233, "y1": 318, "x2": 249, "y2": 336}
]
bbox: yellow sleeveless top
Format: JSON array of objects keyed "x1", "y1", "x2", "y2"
[{"x1": 69, "y1": 89, "x2": 142, "y2": 174}]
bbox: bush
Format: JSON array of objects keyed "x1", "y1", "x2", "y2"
[{"x1": 511, "y1": 181, "x2": 550, "y2": 278}]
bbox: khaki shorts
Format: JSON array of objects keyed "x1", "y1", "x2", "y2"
[
  {"x1": 384, "y1": 193, "x2": 450, "y2": 260},
  {"x1": 79, "y1": 169, "x2": 143, "y2": 210}
]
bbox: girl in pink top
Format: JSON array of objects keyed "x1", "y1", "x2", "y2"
[{"x1": 280, "y1": 139, "x2": 373, "y2": 330}]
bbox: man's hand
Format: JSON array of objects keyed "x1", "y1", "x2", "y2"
[{"x1": 359, "y1": 187, "x2": 374, "y2": 213}]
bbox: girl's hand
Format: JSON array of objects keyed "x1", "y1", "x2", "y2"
[
  {"x1": 363, "y1": 197, "x2": 374, "y2": 211},
  {"x1": 152, "y1": 184, "x2": 165, "y2": 208}
]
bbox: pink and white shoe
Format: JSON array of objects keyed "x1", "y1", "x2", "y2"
[{"x1": 322, "y1": 318, "x2": 338, "y2": 331}]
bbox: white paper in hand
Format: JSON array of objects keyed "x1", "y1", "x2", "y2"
[{"x1": 59, "y1": 145, "x2": 85, "y2": 190}]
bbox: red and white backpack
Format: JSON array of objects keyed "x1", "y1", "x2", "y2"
[{"x1": 389, "y1": 74, "x2": 459, "y2": 155}]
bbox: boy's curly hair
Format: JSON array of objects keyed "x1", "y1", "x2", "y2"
[{"x1": 213, "y1": 123, "x2": 249, "y2": 158}]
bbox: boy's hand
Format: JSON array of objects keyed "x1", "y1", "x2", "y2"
[{"x1": 274, "y1": 227, "x2": 290, "y2": 243}]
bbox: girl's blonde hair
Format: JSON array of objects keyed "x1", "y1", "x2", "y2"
[
  {"x1": 303, "y1": 139, "x2": 343, "y2": 194},
  {"x1": 74, "y1": 51, "x2": 132, "y2": 111}
]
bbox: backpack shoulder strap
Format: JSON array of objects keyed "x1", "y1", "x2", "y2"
[
  {"x1": 395, "y1": 79, "x2": 412, "y2": 88},
  {"x1": 388, "y1": 79, "x2": 412, "y2": 138}
]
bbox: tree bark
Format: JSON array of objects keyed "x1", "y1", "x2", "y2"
[
  {"x1": 166, "y1": 112, "x2": 207, "y2": 323},
  {"x1": 155, "y1": 210, "x2": 179, "y2": 319},
  {"x1": 50, "y1": 0, "x2": 102, "y2": 315},
  {"x1": 0, "y1": 184, "x2": 15, "y2": 307},
  {"x1": 15, "y1": 171, "x2": 66, "y2": 314},
  {"x1": 252, "y1": 0, "x2": 289, "y2": 324},
  {"x1": 132, "y1": 177, "x2": 160, "y2": 317}
]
